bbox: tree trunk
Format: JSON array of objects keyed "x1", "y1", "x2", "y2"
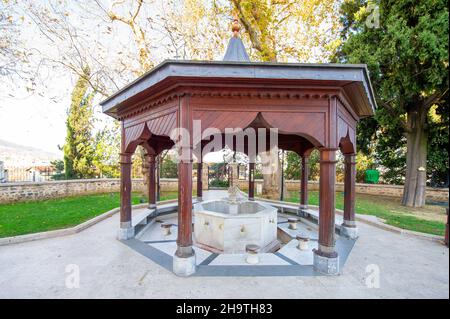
[
  {"x1": 139, "y1": 146, "x2": 149, "y2": 199},
  {"x1": 402, "y1": 106, "x2": 428, "y2": 207},
  {"x1": 260, "y1": 149, "x2": 280, "y2": 199}
]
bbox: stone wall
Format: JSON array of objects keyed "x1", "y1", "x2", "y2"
[
  {"x1": 236, "y1": 179, "x2": 449, "y2": 202},
  {"x1": 0, "y1": 178, "x2": 448, "y2": 204},
  {"x1": 0, "y1": 179, "x2": 144, "y2": 204}
]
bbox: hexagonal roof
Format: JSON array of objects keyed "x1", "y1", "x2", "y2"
[{"x1": 100, "y1": 60, "x2": 376, "y2": 119}]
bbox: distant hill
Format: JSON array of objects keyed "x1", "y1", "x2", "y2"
[{"x1": 0, "y1": 139, "x2": 60, "y2": 167}]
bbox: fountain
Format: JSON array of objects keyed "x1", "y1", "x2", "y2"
[{"x1": 193, "y1": 186, "x2": 279, "y2": 253}]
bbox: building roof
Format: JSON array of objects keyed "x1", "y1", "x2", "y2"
[
  {"x1": 100, "y1": 60, "x2": 377, "y2": 118},
  {"x1": 223, "y1": 37, "x2": 250, "y2": 62}
]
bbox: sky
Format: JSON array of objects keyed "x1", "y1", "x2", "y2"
[
  {"x1": 1, "y1": 1, "x2": 73, "y2": 155},
  {"x1": 0, "y1": 74, "x2": 70, "y2": 155}
]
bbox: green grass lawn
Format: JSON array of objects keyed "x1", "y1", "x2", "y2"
[
  {"x1": 0, "y1": 189, "x2": 445, "y2": 238},
  {"x1": 0, "y1": 192, "x2": 178, "y2": 238},
  {"x1": 284, "y1": 191, "x2": 447, "y2": 236}
]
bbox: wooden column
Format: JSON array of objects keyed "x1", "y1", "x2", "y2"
[
  {"x1": 147, "y1": 153, "x2": 156, "y2": 209},
  {"x1": 156, "y1": 155, "x2": 161, "y2": 201},
  {"x1": 343, "y1": 153, "x2": 356, "y2": 227},
  {"x1": 197, "y1": 161, "x2": 203, "y2": 201},
  {"x1": 119, "y1": 153, "x2": 132, "y2": 228},
  {"x1": 175, "y1": 94, "x2": 194, "y2": 260},
  {"x1": 317, "y1": 149, "x2": 337, "y2": 257},
  {"x1": 248, "y1": 162, "x2": 255, "y2": 200},
  {"x1": 177, "y1": 160, "x2": 193, "y2": 249},
  {"x1": 300, "y1": 155, "x2": 309, "y2": 210}
]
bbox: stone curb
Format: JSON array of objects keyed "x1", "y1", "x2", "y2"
[
  {"x1": 0, "y1": 195, "x2": 444, "y2": 246},
  {"x1": 0, "y1": 199, "x2": 178, "y2": 246}
]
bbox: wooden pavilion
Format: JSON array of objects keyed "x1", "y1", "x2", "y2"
[{"x1": 101, "y1": 21, "x2": 376, "y2": 275}]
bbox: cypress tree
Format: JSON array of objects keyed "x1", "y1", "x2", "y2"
[{"x1": 63, "y1": 67, "x2": 96, "y2": 179}]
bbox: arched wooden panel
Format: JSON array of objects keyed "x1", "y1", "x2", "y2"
[
  {"x1": 193, "y1": 110, "x2": 258, "y2": 133},
  {"x1": 124, "y1": 123, "x2": 145, "y2": 152},
  {"x1": 337, "y1": 116, "x2": 356, "y2": 154},
  {"x1": 146, "y1": 111, "x2": 177, "y2": 137},
  {"x1": 260, "y1": 112, "x2": 326, "y2": 147}
]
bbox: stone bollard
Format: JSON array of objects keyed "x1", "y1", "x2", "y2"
[
  {"x1": 245, "y1": 244, "x2": 260, "y2": 264},
  {"x1": 288, "y1": 218, "x2": 299, "y2": 230},
  {"x1": 161, "y1": 222, "x2": 172, "y2": 236},
  {"x1": 296, "y1": 235, "x2": 310, "y2": 250}
]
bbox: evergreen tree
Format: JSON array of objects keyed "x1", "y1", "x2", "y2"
[
  {"x1": 161, "y1": 155, "x2": 179, "y2": 178},
  {"x1": 335, "y1": 0, "x2": 449, "y2": 206},
  {"x1": 63, "y1": 67, "x2": 96, "y2": 179},
  {"x1": 93, "y1": 121, "x2": 121, "y2": 178}
]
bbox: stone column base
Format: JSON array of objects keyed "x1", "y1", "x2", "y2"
[
  {"x1": 313, "y1": 250, "x2": 339, "y2": 275},
  {"x1": 173, "y1": 248, "x2": 196, "y2": 277},
  {"x1": 117, "y1": 226, "x2": 135, "y2": 240},
  {"x1": 148, "y1": 203, "x2": 157, "y2": 209},
  {"x1": 197, "y1": 196, "x2": 202, "y2": 202},
  {"x1": 340, "y1": 223, "x2": 359, "y2": 239}
]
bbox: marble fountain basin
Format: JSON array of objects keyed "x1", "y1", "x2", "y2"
[{"x1": 193, "y1": 199, "x2": 278, "y2": 253}]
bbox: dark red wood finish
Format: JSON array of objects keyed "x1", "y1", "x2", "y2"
[
  {"x1": 176, "y1": 94, "x2": 194, "y2": 255},
  {"x1": 318, "y1": 149, "x2": 337, "y2": 257},
  {"x1": 343, "y1": 154, "x2": 356, "y2": 225},
  {"x1": 197, "y1": 162, "x2": 203, "y2": 199},
  {"x1": 147, "y1": 153, "x2": 156, "y2": 208},
  {"x1": 119, "y1": 153, "x2": 132, "y2": 225},
  {"x1": 248, "y1": 162, "x2": 255, "y2": 200},
  {"x1": 114, "y1": 79, "x2": 361, "y2": 257}
]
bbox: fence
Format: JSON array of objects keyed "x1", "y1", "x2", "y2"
[{"x1": 1, "y1": 167, "x2": 58, "y2": 183}]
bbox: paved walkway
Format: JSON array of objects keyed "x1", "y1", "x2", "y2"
[{"x1": 0, "y1": 190, "x2": 448, "y2": 298}]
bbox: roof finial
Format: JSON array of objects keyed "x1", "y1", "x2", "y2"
[
  {"x1": 232, "y1": 18, "x2": 240, "y2": 37},
  {"x1": 223, "y1": 16, "x2": 250, "y2": 62}
]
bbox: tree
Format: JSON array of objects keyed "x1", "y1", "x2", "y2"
[
  {"x1": 285, "y1": 150, "x2": 321, "y2": 181},
  {"x1": 50, "y1": 159, "x2": 65, "y2": 180},
  {"x1": 231, "y1": 0, "x2": 341, "y2": 198},
  {"x1": 427, "y1": 103, "x2": 449, "y2": 187},
  {"x1": 0, "y1": 0, "x2": 40, "y2": 97},
  {"x1": 95, "y1": 0, "x2": 153, "y2": 74},
  {"x1": 93, "y1": 121, "x2": 121, "y2": 178},
  {"x1": 18, "y1": 0, "x2": 345, "y2": 188},
  {"x1": 335, "y1": 0, "x2": 449, "y2": 207},
  {"x1": 63, "y1": 67, "x2": 96, "y2": 179},
  {"x1": 160, "y1": 154, "x2": 178, "y2": 178},
  {"x1": 231, "y1": 0, "x2": 341, "y2": 62},
  {"x1": 156, "y1": 0, "x2": 230, "y2": 60}
]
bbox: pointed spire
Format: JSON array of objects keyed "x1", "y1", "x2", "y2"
[{"x1": 223, "y1": 18, "x2": 250, "y2": 62}]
